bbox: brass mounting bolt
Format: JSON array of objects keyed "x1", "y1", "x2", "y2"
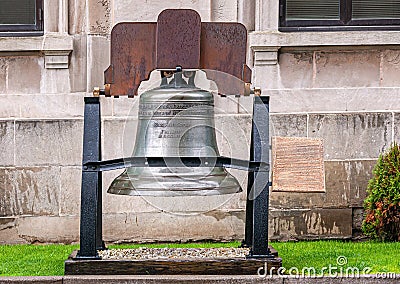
[{"x1": 93, "y1": 87, "x2": 100, "y2": 97}]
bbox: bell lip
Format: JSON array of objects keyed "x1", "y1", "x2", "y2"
[{"x1": 107, "y1": 186, "x2": 242, "y2": 197}]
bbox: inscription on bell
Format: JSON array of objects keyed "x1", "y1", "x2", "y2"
[{"x1": 139, "y1": 102, "x2": 213, "y2": 118}]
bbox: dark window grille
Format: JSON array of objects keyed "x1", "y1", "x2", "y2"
[
  {"x1": 0, "y1": 0, "x2": 43, "y2": 36},
  {"x1": 280, "y1": 0, "x2": 400, "y2": 31}
]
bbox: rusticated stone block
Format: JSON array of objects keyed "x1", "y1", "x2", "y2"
[
  {"x1": 111, "y1": 96, "x2": 138, "y2": 118},
  {"x1": 314, "y1": 51, "x2": 380, "y2": 88},
  {"x1": 352, "y1": 207, "x2": 364, "y2": 231},
  {"x1": 60, "y1": 167, "x2": 81, "y2": 216},
  {"x1": 0, "y1": 167, "x2": 60, "y2": 217},
  {"x1": 308, "y1": 113, "x2": 391, "y2": 160},
  {"x1": 270, "y1": 114, "x2": 307, "y2": 137},
  {"x1": 278, "y1": 52, "x2": 313, "y2": 89},
  {"x1": 102, "y1": 118, "x2": 137, "y2": 161},
  {"x1": 69, "y1": 0, "x2": 86, "y2": 35},
  {"x1": 269, "y1": 208, "x2": 352, "y2": 241},
  {"x1": 0, "y1": 58, "x2": 6, "y2": 94},
  {"x1": 17, "y1": 216, "x2": 79, "y2": 243},
  {"x1": 326, "y1": 160, "x2": 375, "y2": 207},
  {"x1": 15, "y1": 120, "x2": 83, "y2": 166},
  {"x1": 0, "y1": 121, "x2": 14, "y2": 166},
  {"x1": 381, "y1": 50, "x2": 400, "y2": 87},
  {"x1": 270, "y1": 87, "x2": 400, "y2": 114},
  {"x1": 88, "y1": 0, "x2": 111, "y2": 34},
  {"x1": 0, "y1": 94, "x2": 84, "y2": 119},
  {"x1": 69, "y1": 35, "x2": 87, "y2": 93},
  {"x1": 44, "y1": 0, "x2": 59, "y2": 33},
  {"x1": 7, "y1": 56, "x2": 41, "y2": 94},
  {"x1": 114, "y1": 0, "x2": 211, "y2": 23},
  {"x1": 103, "y1": 210, "x2": 245, "y2": 243},
  {"x1": 41, "y1": 69, "x2": 71, "y2": 94},
  {"x1": 0, "y1": 217, "x2": 27, "y2": 244},
  {"x1": 214, "y1": 114, "x2": 251, "y2": 160},
  {"x1": 88, "y1": 36, "x2": 110, "y2": 90},
  {"x1": 393, "y1": 113, "x2": 400, "y2": 142}
]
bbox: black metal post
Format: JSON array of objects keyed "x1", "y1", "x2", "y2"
[
  {"x1": 247, "y1": 96, "x2": 272, "y2": 257},
  {"x1": 76, "y1": 97, "x2": 105, "y2": 259}
]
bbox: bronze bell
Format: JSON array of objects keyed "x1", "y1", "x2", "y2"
[{"x1": 107, "y1": 71, "x2": 242, "y2": 197}]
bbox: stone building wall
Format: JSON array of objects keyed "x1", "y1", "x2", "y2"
[{"x1": 1, "y1": 0, "x2": 399, "y2": 244}]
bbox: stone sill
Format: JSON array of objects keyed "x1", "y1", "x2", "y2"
[
  {"x1": 249, "y1": 30, "x2": 400, "y2": 49},
  {"x1": 0, "y1": 33, "x2": 73, "y2": 69}
]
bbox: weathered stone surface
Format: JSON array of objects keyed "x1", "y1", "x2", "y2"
[
  {"x1": 278, "y1": 52, "x2": 313, "y2": 89},
  {"x1": 270, "y1": 114, "x2": 307, "y2": 137},
  {"x1": 270, "y1": 160, "x2": 372, "y2": 209},
  {"x1": 344, "y1": 87, "x2": 400, "y2": 112},
  {"x1": 392, "y1": 113, "x2": 400, "y2": 142},
  {"x1": 87, "y1": 35, "x2": 110, "y2": 91},
  {"x1": 352, "y1": 207, "x2": 364, "y2": 231},
  {"x1": 211, "y1": 0, "x2": 237, "y2": 22},
  {"x1": 214, "y1": 114, "x2": 251, "y2": 159},
  {"x1": 100, "y1": 96, "x2": 114, "y2": 118},
  {"x1": 269, "y1": 89, "x2": 345, "y2": 114},
  {"x1": 17, "y1": 216, "x2": 79, "y2": 243},
  {"x1": 308, "y1": 113, "x2": 391, "y2": 160},
  {"x1": 69, "y1": 0, "x2": 86, "y2": 34},
  {"x1": 15, "y1": 120, "x2": 83, "y2": 166},
  {"x1": 314, "y1": 51, "x2": 380, "y2": 88},
  {"x1": 269, "y1": 208, "x2": 352, "y2": 241},
  {"x1": 88, "y1": 0, "x2": 111, "y2": 34},
  {"x1": 111, "y1": 95, "x2": 138, "y2": 118},
  {"x1": 41, "y1": 69, "x2": 71, "y2": 94},
  {"x1": 102, "y1": 118, "x2": 137, "y2": 161},
  {"x1": 22, "y1": 93, "x2": 85, "y2": 119},
  {"x1": 7, "y1": 56, "x2": 41, "y2": 94},
  {"x1": 0, "y1": 167, "x2": 60, "y2": 217},
  {"x1": 69, "y1": 35, "x2": 87, "y2": 93},
  {"x1": 237, "y1": 0, "x2": 255, "y2": 31},
  {"x1": 326, "y1": 160, "x2": 374, "y2": 208},
  {"x1": 381, "y1": 50, "x2": 400, "y2": 87},
  {"x1": 103, "y1": 210, "x2": 245, "y2": 243},
  {"x1": 60, "y1": 167, "x2": 81, "y2": 216},
  {"x1": 237, "y1": 95, "x2": 253, "y2": 115},
  {"x1": 114, "y1": 0, "x2": 211, "y2": 23},
  {"x1": 270, "y1": 87, "x2": 400, "y2": 114},
  {"x1": 214, "y1": 95, "x2": 239, "y2": 115},
  {"x1": 44, "y1": 0, "x2": 59, "y2": 33},
  {"x1": 0, "y1": 94, "x2": 84, "y2": 119},
  {"x1": 0, "y1": 217, "x2": 27, "y2": 244},
  {"x1": 0, "y1": 58, "x2": 6, "y2": 94},
  {"x1": 0, "y1": 121, "x2": 14, "y2": 166}
]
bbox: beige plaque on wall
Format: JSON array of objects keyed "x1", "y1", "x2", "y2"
[{"x1": 272, "y1": 136, "x2": 325, "y2": 193}]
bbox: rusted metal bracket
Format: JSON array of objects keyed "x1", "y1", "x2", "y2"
[{"x1": 103, "y1": 9, "x2": 251, "y2": 97}]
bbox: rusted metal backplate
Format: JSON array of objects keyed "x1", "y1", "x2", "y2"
[
  {"x1": 104, "y1": 10, "x2": 251, "y2": 97},
  {"x1": 201, "y1": 22, "x2": 250, "y2": 95},
  {"x1": 104, "y1": 23, "x2": 157, "y2": 97},
  {"x1": 156, "y1": 9, "x2": 201, "y2": 69},
  {"x1": 272, "y1": 137, "x2": 326, "y2": 193}
]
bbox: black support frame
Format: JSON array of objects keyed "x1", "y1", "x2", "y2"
[{"x1": 76, "y1": 95, "x2": 272, "y2": 259}]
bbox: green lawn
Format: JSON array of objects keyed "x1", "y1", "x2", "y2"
[{"x1": 0, "y1": 241, "x2": 399, "y2": 276}]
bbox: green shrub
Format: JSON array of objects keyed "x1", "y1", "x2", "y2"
[{"x1": 362, "y1": 143, "x2": 400, "y2": 241}]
